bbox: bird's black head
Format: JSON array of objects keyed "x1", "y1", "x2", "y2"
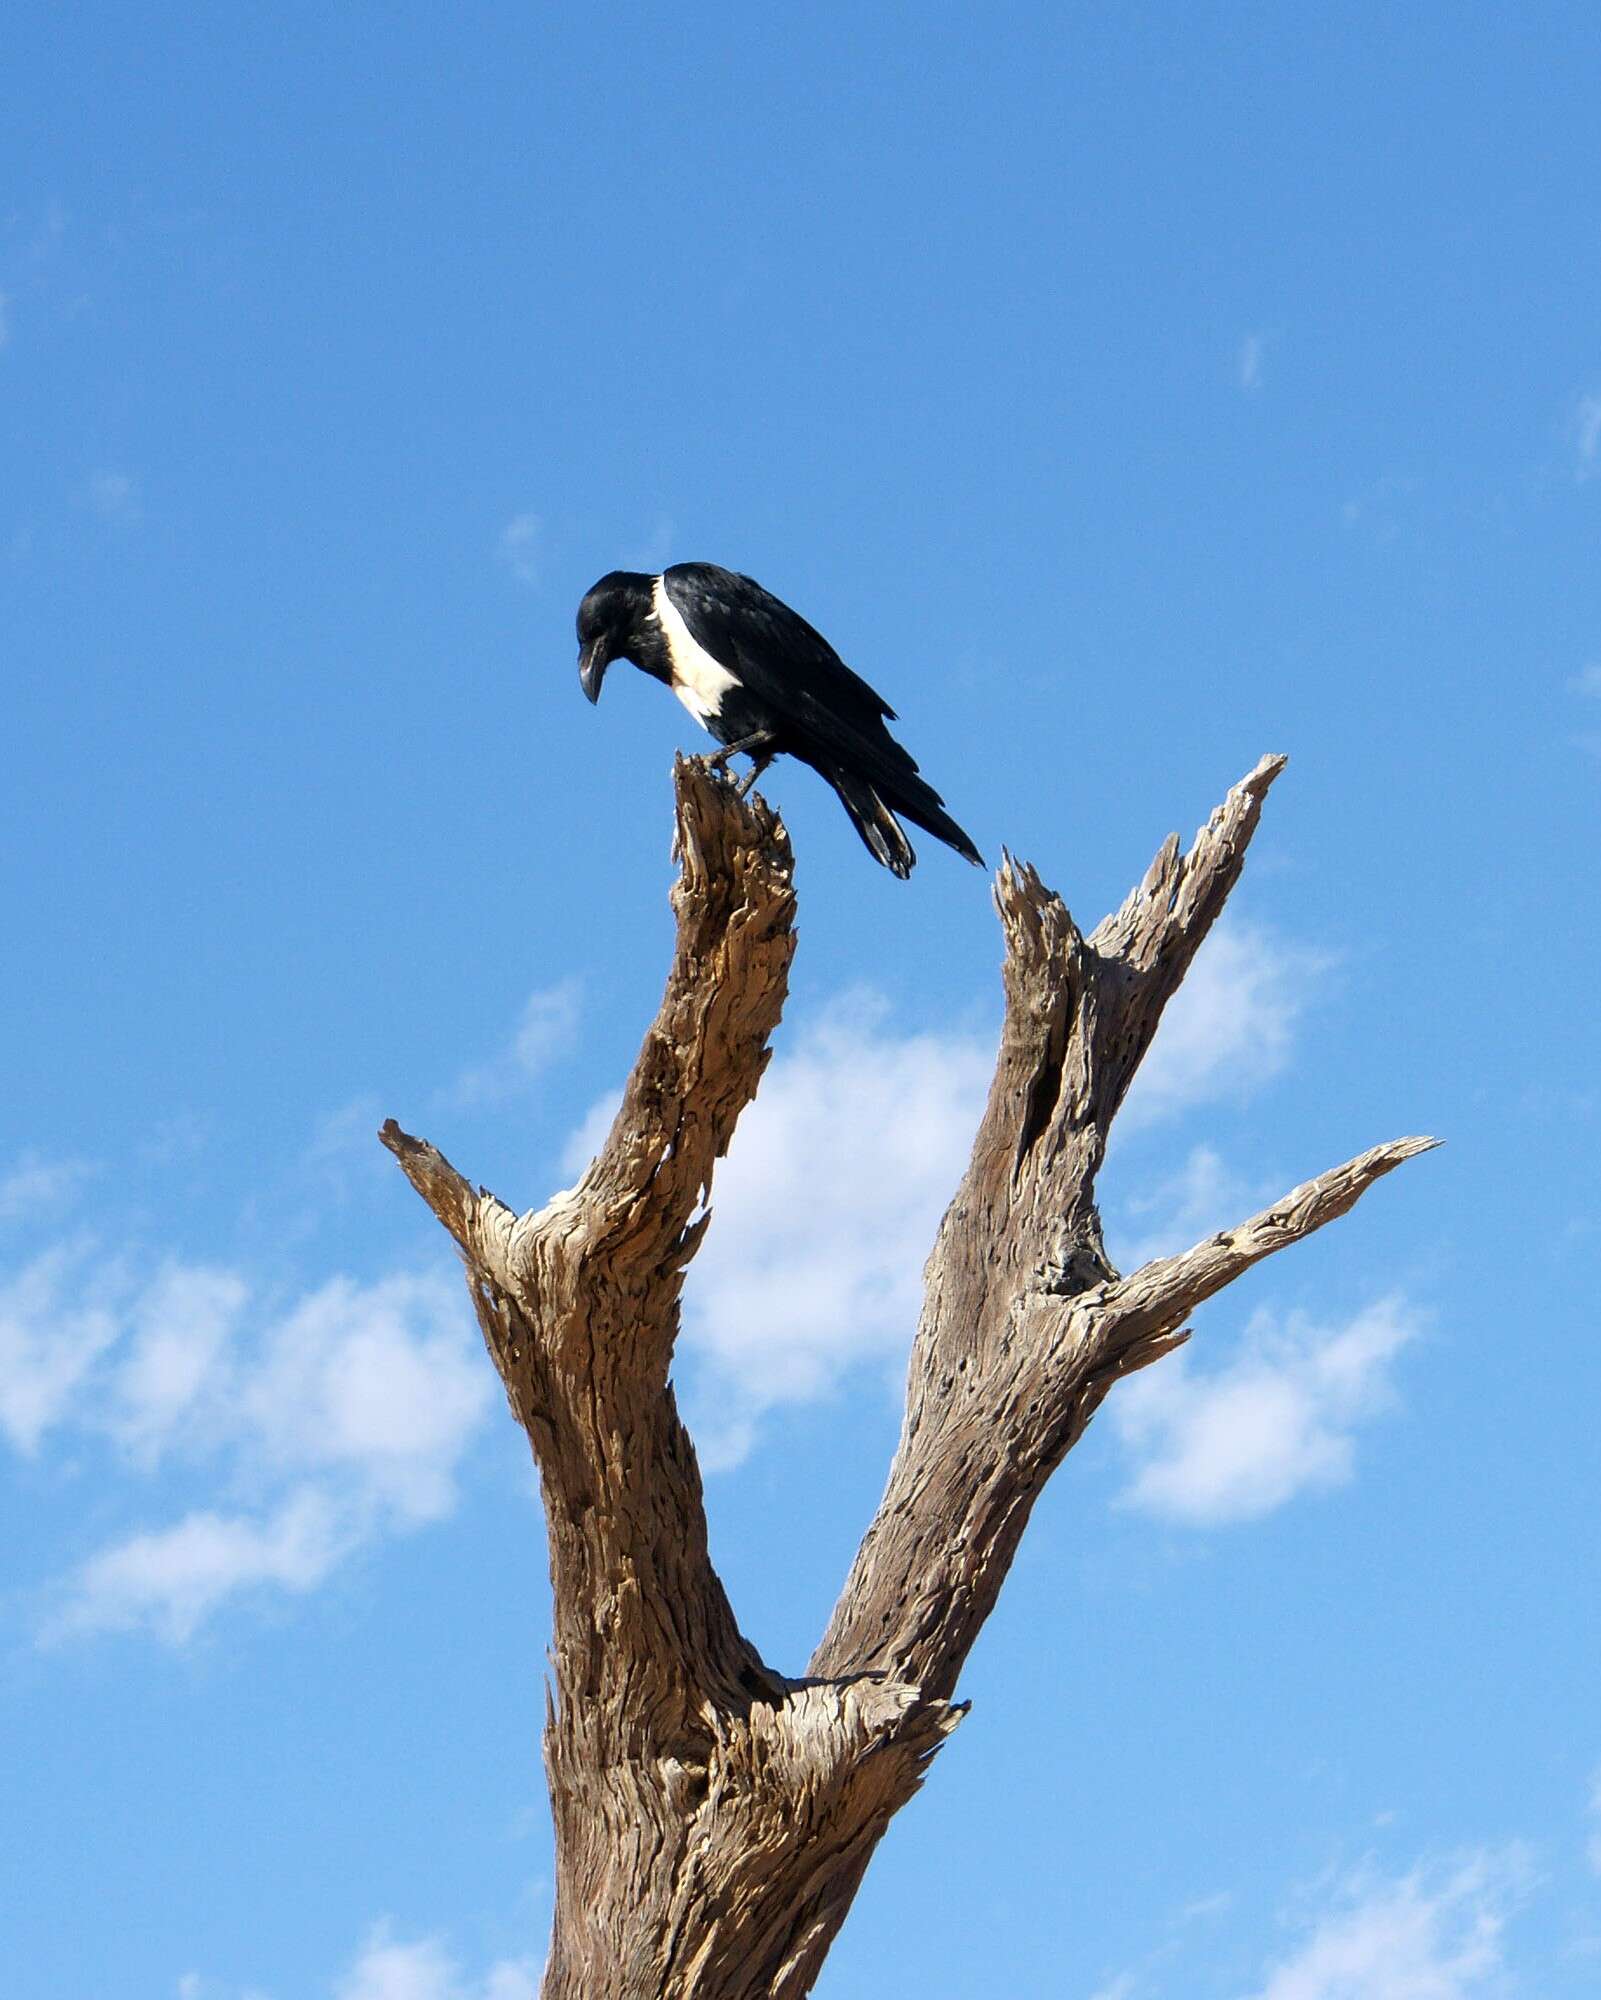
[{"x1": 576, "y1": 570, "x2": 653, "y2": 703}]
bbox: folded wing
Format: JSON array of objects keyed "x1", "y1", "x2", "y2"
[{"x1": 662, "y1": 563, "x2": 984, "y2": 871}]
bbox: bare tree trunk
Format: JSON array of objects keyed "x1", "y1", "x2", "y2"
[{"x1": 381, "y1": 754, "x2": 1434, "y2": 1999}]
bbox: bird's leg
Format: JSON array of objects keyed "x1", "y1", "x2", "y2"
[
  {"x1": 734, "y1": 753, "x2": 775, "y2": 799},
  {"x1": 707, "y1": 730, "x2": 778, "y2": 776}
]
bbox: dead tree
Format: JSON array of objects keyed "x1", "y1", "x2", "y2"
[{"x1": 381, "y1": 753, "x2": 1434, "y2": 1999}]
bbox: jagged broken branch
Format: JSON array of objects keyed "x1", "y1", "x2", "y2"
[{"x1": 381, "y1": 752, "x2": 1436, "y2": 2000}]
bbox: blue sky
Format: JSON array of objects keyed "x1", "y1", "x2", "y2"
[{"x1": 4, "y1": 4, "x2": 1598, "y2": 1995}]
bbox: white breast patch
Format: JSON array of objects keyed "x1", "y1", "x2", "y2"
[{"x1": 653, "y1": 575, "x2": 741, "y2": 726}]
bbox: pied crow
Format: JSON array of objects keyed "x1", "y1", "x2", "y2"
[{"x1": 575, "y1": 563, "x2": 983, "y2": 878}]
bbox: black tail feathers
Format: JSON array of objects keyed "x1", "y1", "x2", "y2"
[
  {"x1": 825, "y1": 766, "x2": 984, "y2": 878},
  {"x1": 890, "y1": 786, "x2": 986, "y2": 870},
  {"x1": 827, "y1": 767, "x2": 916, "y2": 878}
]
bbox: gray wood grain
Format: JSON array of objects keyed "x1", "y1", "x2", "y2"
[{"x1": 381, "y1": 753, "x2": 1434, "y2": 1998}]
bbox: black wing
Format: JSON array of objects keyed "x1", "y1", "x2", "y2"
[
  {"x1": 662, "y1": 563, "x2": 984, "y2": 871},
  {"x1": 662, "y1": 563, "x2": 899, "y2": 729}
]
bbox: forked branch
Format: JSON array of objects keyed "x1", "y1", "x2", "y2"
[{"x1": 382, "y1": 752, "x2": 1435, "y2": 2000}]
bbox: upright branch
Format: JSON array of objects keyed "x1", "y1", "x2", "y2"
[
  {"x1": 812, "y1": 754, "x2": 1436, "y2": 1695},
  {"x1": 383, "y1": 752, "x2": 1436, "y2": 2000},
  {"x1": 386, "y1": 760, "x2": 794, "y2": 1724}
]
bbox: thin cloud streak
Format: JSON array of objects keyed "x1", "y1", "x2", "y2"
[
  {"x1": 1575, "y1": 393, "x2": 1601, "y2": 478},
  {"x1": 46, "y1": 1489, "x2": 352, "y2": 1647},
  {"x1": 111, "y1": 1263, "x2": 248, "y2": 1465},
  {"x1": 1112, "y1": 1295, "x2": 1423, "y2": 1525},
  {"x1": 1244, "y1": 1846, "x2": 1532, "y2": 2000},
  {"x1": 86, "y1": 468, "x2": 139, "y2": 521},
  {"x1": 1114, "y1": 1142, "x2": 1269, "y2": 1268},
  {"x1": 0, "y1": 1240, "x2": 121, "y2": 1456},
  {"x1": 1075, "y1": 1846, "x2": 1531, "y2": 2000},
  {"x1": 444, "y1": 978, "x2": 583, "y2": 1108},
  {"x1": 1588, "y1": 1764, "x2": 1601, "y2": 1877},
  {"x1": 498, "y1": 511, "x2": 542, "y2": 586},
  {"x1": 1239, "y1": 331, "x2": 1268, "y2": 390},
  {"x1": 1569, "y1": 662, "x2": 1601, "y2": 699},
  {"x1": 0, "y1": 1152, "x2": 97, "y2": 1223},
  {"x1": 1117, "y1": 921, "x2": 1332, "y2": 1135},
  {"x1": 335, "y1": 1922, "x2": 539, "y2": 2000}
]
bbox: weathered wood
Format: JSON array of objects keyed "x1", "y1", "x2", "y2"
[{"x1": 382, "y1": 751, "x2": 1434, "y2": 1998}]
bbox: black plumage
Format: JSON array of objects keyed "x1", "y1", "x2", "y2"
[{"x1": 574, "y1": 563, "x2": 983, "y2": 878}]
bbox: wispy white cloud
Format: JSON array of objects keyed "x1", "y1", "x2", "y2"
[
  {"x1": 1239, "y1": 331, "x2": 1270, "y2": 391},
  {"x1": 1112, "y1": 1295, "x2": 1423, "y2": 1525},
  {"x1": 110, "y1": 1263, "x2": 247, "y2": 1464},
  {"x1": 498, "y1": 511, "x2": 542, "y2": 586},
  {"x1": 0, "y1": 1151, "x2": 96, "y2": 1223},
  {"x1": 560, "y1": 991, "x2": 990, "y2": 1467},
  {"x1": 86, "y1": 468, "x2": 140, "y2": 521},
  {"x1": 558, "y1": 1087, "x2": 621, "y2": 1178},
  {"x1": 1115, "y1": 1143, "x2": 1268, "y2": 1268},
  {"x1": 335, "y1": 1923, "x2": 538, "y2": 2000},
  {"x1": 1569, "y1": 663, "x2": 1601, "y2": 700},
  {"x1": 0, "y1": 1240, "x2": 121, "y2": 1455},
  {"x1": 174, "y1": 1922, "x2": 536, "y2": 2000},
  {"x1": 629, "y1": 515, "x2": 676, "y2": 573},
  {"x1": 303, "y1": 1094, "x2": 390, "y2": 1205},
  {"x1": 1340, "y1": 472, "x2": 1415, "y2": 542},
  {"x1": 1245, "y1": 1847, "x2": 1531, "y2": 1999},
  {"x1": 27, "y1": 196, "x2": 68, "y2": 260},
  {"x1": 238, "y1": 1274, "x2": 489, "y2": 1523},
  {"x1": 1079, "y1": 1848, "x2": 1532, "y2": 2000},
  {"x1": 48, "y1": 1488, "x2": 353, "y2": 1647},
  {"x1": 445, "y1": 979, "x2": 583, "y2": 1108},
  {"x1": 7, "y1": 1242, "x2": 491, "y2": 1642},
  {"x1": 1570, "y1": 663, "x2": 1601, "y2": 761},
  {"x1": 557, "y1": 936, "x2": 1332, "y2": 1469},
  {"x1": 1083, "y1": 1881, "x2": 1236, "y2": 1997},
  {"x1": 1575, "y1": 393, "x2": 1601, "y2": 480},
  {"x1": 680, "y1": 992, "x2": 990, "y2": 1463},
  {"x1": 140, "y1": 1112, "x2": 215, "y2": 1168},
  {"x1": 1117, "y1": 921, "x2": 1332, "y2": 1135},
  {"x1": 175, "y1": 1972, "x2": 271, "y2": 2000}
]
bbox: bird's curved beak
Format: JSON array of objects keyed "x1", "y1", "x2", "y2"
[{"x1": 578, "y1": 639, "x2": 609, "y2": 704}]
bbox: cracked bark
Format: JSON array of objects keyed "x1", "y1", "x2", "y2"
[{"x1": 381, "y1": 752, "x2": 1435, "y2": 1998}]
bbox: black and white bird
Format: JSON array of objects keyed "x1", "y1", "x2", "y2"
[{"x1": 575, "y1": 563, "x2": 983, "y2": 878}]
